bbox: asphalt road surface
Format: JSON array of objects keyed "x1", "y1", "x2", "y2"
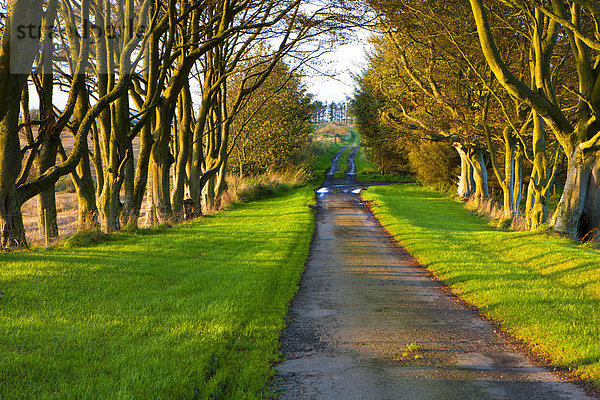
[{"x1": 275, "y1": 146, "x2": 595, "y2": 400}]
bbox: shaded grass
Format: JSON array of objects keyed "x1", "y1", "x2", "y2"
[
  {"x1": 0, "y1": 187, "x2": 315, "y2": 399},
  {"x1": 363, "y1": 184, "x2": 600, "y2": 386}
]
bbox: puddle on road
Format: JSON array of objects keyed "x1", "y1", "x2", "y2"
[
  {"x1": 316, "y1": 186, "x2": 365, "y2": 195},
  {"x1": 455, "y1": 353, "x2": 495, "y2": 370},
  {"x1": 307, "y1": 308, "x2": 337, "y2": 318}
]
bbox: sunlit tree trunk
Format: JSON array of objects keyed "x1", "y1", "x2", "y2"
[
  {"x1": 187, "y1": 70, "x2": 213, "y2": 217},
  {"x1": 526, "y1": 113, "x2": 551, "y2": 230},
  {"x1": 68, "y1": 88, "x2": 99, "y2": 229},
  {"x1": 454, "y1": 143, "x2": 475, "y2": 199},
  {"x1": 552, "y1": 146, "x2": 597, "y2": 237},
  {"x1": 35, "y1": 0, "x2": 60, "y2": 241},
  {"x1": 513, "y1": 144, "x2": 524, "y2": 216},
  {"x1": 502, "y1": 130, "x2": 517, "y2": 219},
  {"x1": 149, "y1": 107, "x2": 175, "y2": 222},
  {"x1": 171, "y1": 83, "x2": 192, "y2": 220},
  {"x1": 467, "y1": 147, "x2": 489, "y2": 202},
  {"x1": 96, "y1": 0, "x2": 135, "y2": 232}
]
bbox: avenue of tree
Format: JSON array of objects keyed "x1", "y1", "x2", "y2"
[
  {"x1": 351, "y1": 0, "x2": 600, "y2": 239},
  {"x1": 6, "y1": 0, "x2": 600, "y2": 248},
  {"x1": 0, "y1": 0, "x2": 347, "y2": 249}
]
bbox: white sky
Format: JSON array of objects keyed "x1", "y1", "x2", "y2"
[
  {"x1": 26, "y1": 32, "x2": 373, "y2": 109},
  {"x1": 304, "y1": 34, "x2": 372, "y2": 104}
]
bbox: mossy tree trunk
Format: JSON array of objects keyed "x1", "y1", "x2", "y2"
[
  {"x1": 0, "y1": 0, "x2": 43, "y2": 248},
  {"x1": 35, "y1": 0, "x2": 60, "y2": 241},
  {"x1": 0, "y1": 103, "x2": 27, "y2": 249},
  {"x1": 484, "y1": 118, "x2": 520, "y2": 220},
  {"x1": 525, "y1": 113, "x2": 560, "y2": 230},
  {"x1": 171, "y1": 83, "x2": 193, "y2": 221},
  {"x1": 66, "y1": 85, "x2": 99, "y2": 230},
  {"x1": 466, "y1": 146, "x2": 489, "y2": 203},
  {"x1": 149, "y1": 106, "x2": 175, "y2": 222},
  {"x1": 95, "y1": 0, "x2": 137, "y2": 232}
]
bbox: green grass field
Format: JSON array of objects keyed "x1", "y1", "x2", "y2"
[
  {"x1": 0, "y1": 188, "x2": 315, "y2": 399},
  {"x1": 363, "y1": 184, "x2": 600, "y2": 385}
]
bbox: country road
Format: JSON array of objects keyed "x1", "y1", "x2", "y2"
[{"x1": 275, "y1": 146, "x2": 595, "y2": 400}]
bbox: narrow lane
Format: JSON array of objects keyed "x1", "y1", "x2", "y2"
[{"x1": 275, "y1": 147, "x2": 594, "y2": 400}]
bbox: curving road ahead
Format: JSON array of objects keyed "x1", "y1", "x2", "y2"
[{"x1": 275, "y1": 147, "x2": 595, "y2": 400}]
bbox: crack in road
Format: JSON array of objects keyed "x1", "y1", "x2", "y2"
[{"x1": 275, "y1": 146, "x2": 595, "y2": 399}]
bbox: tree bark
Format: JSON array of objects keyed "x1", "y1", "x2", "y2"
[
  {"x1": 35, "y1": 0, "x2": 60, "y2": 241},
  {"x1": 171, "y1": 83, "x2": 192, "y2": 221},
  {"x1": 150, "y1": 107, "x2": 175, "y2": 222},
  {"x1": 68, "y1": 87, "x2": 99, "y2": 229},
  {"x1": 526, "y1": 169, "x2": 550, "y2": 230},
  {"x1": 513, "y1": 144, "x2": 523, "y2": 216},
  {"x1": 74, "y1": 149, "x2": 99, "y2": 230},
  {"x1": 36, "y1": 138, "x2": 60, "y2": 240},
  {"x1": 202, "y1": 175, "x2": 216, "y2": 213},
  {"x1": 0, "y1": 0, "x2": 42, "y2": 248},
  {"x1": 501, "y1": 130, "x2": 517, "y2": 220},
  {"x1": 455, "y1": 143, "x2": 475, "y2": 199},
  {"x1": 582, "y1": 154, "x2": 600, "y2": 239},
  {"x1": 468, "y1": 147, "x2": 489, "y2": 202},
  {"x1": 0, "y1": 103, "x2": 27, "y2": 249},
  {"x1": 552, "y1": 149, "x2": 595, "y2": 238}
]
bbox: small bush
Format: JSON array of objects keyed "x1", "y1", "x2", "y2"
[
  {"x1": 498, "y1": 218, "x2": 512, "y2": 230},
  {"x1": 407, "y1": 140, "x2": 459, "y2": 190},
  {"x1": 64, "y1": 228, "x2": 110, "y2": 248}
]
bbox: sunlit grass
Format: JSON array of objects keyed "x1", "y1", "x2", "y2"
[
  {"x1": 363, "y1": 184, "x2": 600, "y2": 386},
  {"x1": 0, "y1": 188, "x2": 315, "y2": 399}
]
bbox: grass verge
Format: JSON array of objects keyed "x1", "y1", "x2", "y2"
[
  {"x1": 363, "y1": 184, "x2": 600, "y2": 386},
  {"x1": 0, "y1": 187, "x2": 315, "y2": 399},
  {"x1": 222, "y1": 168, "x2": 310, "y2": 207},
  {"x1": 340, "y1": 127, "x2": 360, "y2": 146},
  {"x1": 311, "y1": 144, "x2": 342, "y2": 185},
  {"x1": 333, "y1": 146, "x2": 353, "y2": 178}
]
